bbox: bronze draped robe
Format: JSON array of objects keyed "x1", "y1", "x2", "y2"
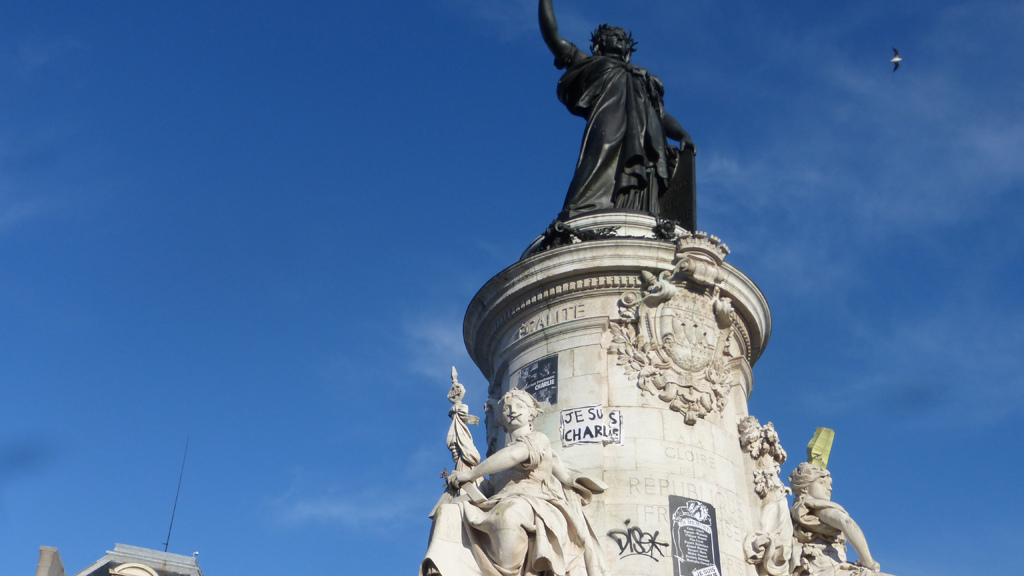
[{"x1": 556, "y1": 48, "x2": 675, "y2": 219}]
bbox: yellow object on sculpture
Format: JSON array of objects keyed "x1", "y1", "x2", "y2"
[{"x1": 806, "y1": 427, "x2": 835, "y2": 469}]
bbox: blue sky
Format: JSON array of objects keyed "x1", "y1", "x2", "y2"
[{"x1": 2, "y1": 0, "x2": 1022, "y2": 574}]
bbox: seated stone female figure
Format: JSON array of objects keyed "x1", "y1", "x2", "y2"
[
  {"x1": 421, "y1": 389, "x2": 608, "y2": 576},
  {"x1": 789, "y1": 462, "x2": 881, "y2": 575}
]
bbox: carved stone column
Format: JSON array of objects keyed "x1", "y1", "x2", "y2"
[{"x1": 463, "y1": 213, "x2": 772, "y2": 576}]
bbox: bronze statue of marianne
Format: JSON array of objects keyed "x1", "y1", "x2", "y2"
[{"x1": 540, "y1": 0, "x2": 697, "y2": 226}]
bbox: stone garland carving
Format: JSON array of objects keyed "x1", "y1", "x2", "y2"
[
  {"x1": 528, "y1": 218, "x2": 684, "y2": 257},
  {"x1": 740, "y1": 416, "x2": 793, "y2": 576},
  {"x1": 739, "y1": 416, "x2": 788, "y2": 499},
  {"x1": 608, "y1": 232, "x2": 737, "y2": 425},
  {"x1": 530, "y1": 219, "x2": 620, "y2": 255},
  {"x1": 652, "y1": 217, "x2": 683, "y2": 240}
]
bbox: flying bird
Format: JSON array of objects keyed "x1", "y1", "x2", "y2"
[{"x1": 890, "y1": 47, "x2": 902, "y2": 72}]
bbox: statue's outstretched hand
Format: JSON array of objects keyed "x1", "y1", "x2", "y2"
[{"x1": 447, "y1": 470, "x2": 471, "y2": 490}]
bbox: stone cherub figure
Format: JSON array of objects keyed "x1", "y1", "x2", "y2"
[
  {"x1": 789, "y1": 462, "x2": 881, "y2": 575},
  {"x1": 421, "y1": 388, "x2": 608, "y2": 576},
  {"x1": 539, "y1": 0, "x2": 696, "y2": 220}
]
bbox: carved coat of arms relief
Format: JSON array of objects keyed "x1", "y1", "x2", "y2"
[{"x1": 610, "y1": 233, "x2": 739, "y2": 425}]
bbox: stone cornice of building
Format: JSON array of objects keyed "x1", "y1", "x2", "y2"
[
  {"x1": 464, "y1": 237, "x2": 771, "y2": 379},
  {"x1": 74, "y1": 544, "x2": 203, "y2": 576}
]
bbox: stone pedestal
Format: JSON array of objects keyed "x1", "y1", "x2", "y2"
[{"x1": 464, "y1": 213, "x2": 772, "y2": 576}]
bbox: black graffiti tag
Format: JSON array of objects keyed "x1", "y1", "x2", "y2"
[{"x1": 607, "y1": 520, "x2": 669, "y2": 561}]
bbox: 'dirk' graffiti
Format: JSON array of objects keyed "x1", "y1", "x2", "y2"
[{"x1": 607, "y1": 519, "x2": 669, "y2": 561}]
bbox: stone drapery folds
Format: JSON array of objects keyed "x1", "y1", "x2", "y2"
[
  {"x1": 556, "y1": 46, "x2": 680, "y2": 219},
  {"x1": 422, "y1": 389, "x2": 608, "y2": 576}
]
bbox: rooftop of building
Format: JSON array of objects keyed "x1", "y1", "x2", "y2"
[{"x1": 36, "y1": 543, "x2": 204, "y2": 576}]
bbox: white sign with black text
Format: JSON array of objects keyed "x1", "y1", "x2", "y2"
[{"x1": 560, "y1": 404, "x2": 623, "y2": 446}]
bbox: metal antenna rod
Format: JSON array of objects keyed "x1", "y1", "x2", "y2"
[{"x1": 163, "y1": 436, "x2": 190, "y2": 553}]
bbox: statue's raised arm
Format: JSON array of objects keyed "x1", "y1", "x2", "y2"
[{"x1": 539, "y1": 0, "x2": 583, "y2": 67}]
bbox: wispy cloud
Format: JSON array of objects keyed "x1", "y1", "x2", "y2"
[
  {"x1": 271, "y1": 447, "x2": 440, "y2": 529},
  {"x1": 402, "y1": 313, "x2": 474, "y2": 382},
  {"x1": 0, "y1": 199, "x2": 47, "y2": 232},
  {"x1": 690, "y1": 3, "x2": 1024, "y2": 300},
  {"x1": 443, "y1": 0, "x2": 535, "y2": 39},
  {"x1": 801, "y1": 300, "x2": 1024, "y2": 426},
  {"x1": 440, "y1": 0, "x2": 594, "y2": 43},
  {"x1": 0, "y1": 37, "x2": 80, "y2": 74},
  {"x1": 707, "y1": 68, "x2": 1024, "y2": 233},
  {"x1": 277, "y1": 489, "x2": 422, "y2": 527},
  {"x1": 670, "y1": 2, "x2": 1024, "y2": 432},
  {"x1": 0, "y1": 124, "x2": 79, "y2": 233}
]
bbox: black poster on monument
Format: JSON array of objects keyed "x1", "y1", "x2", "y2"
[
  {"x1": 669, "y1": 496, "x2": 721, "y2": 576},
  {"x1": 517, "y1": 354, "x2": 558, "y2": 404}
]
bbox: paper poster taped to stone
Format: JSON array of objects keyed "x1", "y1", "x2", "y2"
[
  {"x1": 559, "y1": 404, "x2": 622, "y2": 446},
  {"x1": 669, "y1": 496, "x2": 721, "y2": 576},
  {"x1": 517, "y1": 354, "x2": 558, "y2": 404}
]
